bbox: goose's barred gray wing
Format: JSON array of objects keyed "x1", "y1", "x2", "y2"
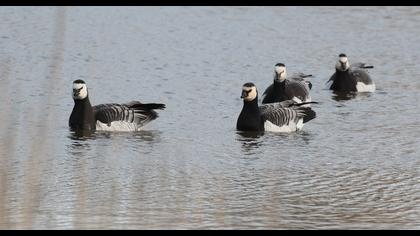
[
  {"x1": 260, "y1": 102, "x2": 316, "y2": 125},
  {"x1": 260, "y1": 104, "x2": 303, "y2": 127},
  {"x1": 289, "y1": 73, "x2": 313, "y2": 90},
  {"x1": 350, "y1": 68, "x2": 373, "y2": 85},
  {"x1": 351, "y1": 62, "x2": 374, "y2": 69},
  {"x1": 327, "y1": 73, "x2": 336, "y2": 84},
  {"x1": 261, "y1": 99, "x2": 301, "y2": 109},
  {"x1": 93, "y1": 101, "x2": 165, "y2": 127},
  {"x1": 285, "y1": 79, "x2": 311, "y2": 101},
  {"x1": 277, "y1": 100, "x2": 318, "y2": 108}
]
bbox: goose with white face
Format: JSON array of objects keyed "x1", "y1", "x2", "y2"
[
  {"x1": 274, "y1": 63, "x2": 287, "y2": 82},
  {"x1": 335, "y1": 54, "x2": 350, "y2": 71},
  {"x1": 241, "y1": 84, "x2": 257, "y2": 102},
  {"x1": 72, "y1": 80, "x2": 88, "y2": 100}
]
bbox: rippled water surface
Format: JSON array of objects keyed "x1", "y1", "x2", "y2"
[{"x1": 0, "y1": 6, "x2": 419, "y2": 229}]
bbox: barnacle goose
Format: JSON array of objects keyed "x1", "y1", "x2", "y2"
[
  {"x1": 261, "y1": 63, "x2": 312, "y2": 105},
  {"x1": 69, "y1": 80, "x2": 165, "y2": 133},
  {"x1": 328, "y1": 53, "x2": 375, "y2": 92},
  {"x1": 237, "y1": 83, "x2": 316, "y2": 132}
]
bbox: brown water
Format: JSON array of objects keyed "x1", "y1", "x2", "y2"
[{"x1": 0, "y1": 6, "x2": 419, "y2": 229}]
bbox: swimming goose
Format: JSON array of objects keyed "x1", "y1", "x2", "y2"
[
  {"x1": 261, "y1": 63, "x2": 312, "y2": 104},
  {"x1": 69, "y1": 80, "x2": 165, "y2": 133},
  {"x1": 237, "y1": 83, "x2": 316, "y2": 132},
  {"x1": 328, "y1": 53, "x2": 375, "y2": 92}
]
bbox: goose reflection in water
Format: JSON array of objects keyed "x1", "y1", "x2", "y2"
[
  {"x1": 236, "y1": 131, "x2": 264, "y2": 156},
  {"x1": 331, "y1": 90, "x2": 373, "y2": 101}
]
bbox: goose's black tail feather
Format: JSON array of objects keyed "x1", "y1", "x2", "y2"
[
  {"x1": 300, "y1": 107, "x2": 316, "y2": 123},
  {"x1": 289, "y1": 101, "x2": 319, "y2": 107},
  {"x1": 301, "y1": 74, "x2": 313, "y2": 78},
  {"x1": 138, "y1": 103, "x2": 166, "y2": 110},
  {"x1": 307, "y1": 82, "x2": 313, "y2": 90},
  {"x1": 126, "y1": 101, "x2": 166, "y2": 110}
]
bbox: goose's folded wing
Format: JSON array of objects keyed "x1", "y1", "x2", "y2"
[
  {"x1": 290, "y1": 73, "x2": 313, "y2": 89},
  {"x1": 350, "y1": 68, "x2": 373, "y2": 84},
  {"x1": 271, "y1": 100, "x2": 298, "y2": 108},
  {"x1": 326, "y1": 73, "x2": 336, "y2": 84},
  {"x1": 285, "y1": 79, "x2": 311, "y2": 99},
  {"x1": 290, "y1": 72, "x2": 313, "y2": 80},
  {"x1": 260, "y1": 103, "x2": 304, "y2": 127},
  {"x1": 93, "y1": 102, "x2": 162, "y2": 126},
  {"x1": 351, "y1": 62, "x2": 374, "y2": 69}
]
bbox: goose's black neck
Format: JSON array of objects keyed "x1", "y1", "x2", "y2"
[
  {"x1": 273, "y1": 78, "x2": 286, "y2": 88},
  {"x1": 243, "y1": 97, "x2": 260, "y2": 112},
  {"x1": 74, "y1": 96, "x2": 91, "y2": 105},
  {"x1": 331, "y1": 70, "x2": 357, "y2": 91},
  {"x1": 236, "y1": 97, "x2": 263, "y2": 131},
  {"x1": 272, "y1": 78, "x2": 288, "y2": 101},
  {"x1": 69, "y1": 96, "x2": 96, "y2": 132}
]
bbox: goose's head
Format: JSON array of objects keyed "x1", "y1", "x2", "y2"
[
  {"x1": 335, "y1": 53, "x2": 350, "y2": 71},
  {"x1": 72, "y1": 79, "x2": 88, "y2": 100},
  {"x1": 274, "y1": 63, "x2": 287, "y2": 82},
  {"x1": 241, "y1": 82, "x2": 258, "y2": 102}
]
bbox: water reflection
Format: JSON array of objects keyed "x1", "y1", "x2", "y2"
[
  {"x1": 331, "y1": 91, "x2": 374, "y2": 101},
  {"x1": 331, "y1": 91, "x2": 359, "y2": 101},
  {"x1": 68, "y1": 129, "x2": 161, "y2": 142},
  {"x1": 292, "y1": 130, "x2": 313, "y2": 145},
  {"x1": 236, "y1": 131, "x2": 263, "y2": 139},
  {"x1": 236, "y1": 128, "x2": 315, "y2": 155},
  {"x1": 69, "y1": 129, "x2": 96, "y2": 139},
  {"x1": 67, "y1": 129, "x2": 162, "y2": 158},
  {"x1": 236, "y1": 131, "x2": 264, "y2": 155},
  {"x1": 67, "y1": 132, "x2": 93, "y2": 158},
  {"x1": 129, "y1": 130, "x2": 161, "y2": 144}
]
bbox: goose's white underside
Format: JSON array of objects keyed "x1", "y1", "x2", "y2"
[
  {"x1": 356, "y1": 82, "x2": 376, "y2": 92},
  {"x1": 264, "y1": 119, "x2": 304, "y2": 133},
  {"x1": 96, "y1": 121, "x2": 142, "y2": 131}
]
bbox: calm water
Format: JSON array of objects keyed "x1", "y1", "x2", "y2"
[{"x1": 0, "y1": 6, "x2": 419, "y2": 229}]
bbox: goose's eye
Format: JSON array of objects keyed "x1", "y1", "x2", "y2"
[{"x1": 73, "y1": 87, "x2": 83, "y2": 92}]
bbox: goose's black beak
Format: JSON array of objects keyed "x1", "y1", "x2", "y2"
[
  {"x1": 241, "y1": 90, "x2": 247, "y2": 99},
  {"x1": 274, "y1": 71, "x2": 283, "y2": 81},
  {"x1": 340, "y1": 61, "x2": 346, "y2": 70},
  {"x1": 73, "y1": 87, "x2": 83, "y2": 97}
]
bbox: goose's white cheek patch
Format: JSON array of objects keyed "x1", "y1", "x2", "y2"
[{"x1": 72, "y1": 84, "x2": 88, "y2": 100}]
